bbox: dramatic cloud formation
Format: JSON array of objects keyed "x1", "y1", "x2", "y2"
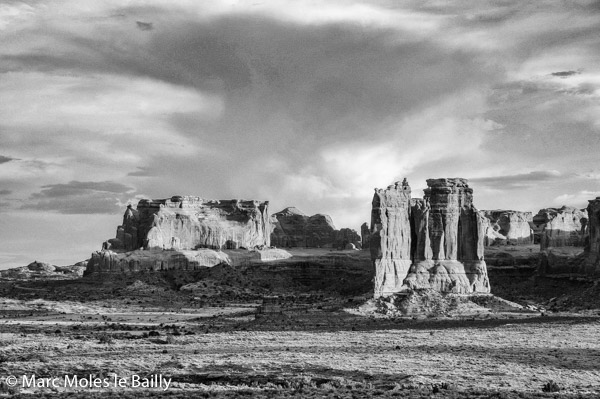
[
  {"x1": 0, "y1": 0, "x2": 599, "y2": 267},
  {"x1": 22, "y1": 180, "x2": 136, "y2": 214}
]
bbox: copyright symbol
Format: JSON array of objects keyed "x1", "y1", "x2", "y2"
[{"x1": 5, "y1": 375, "x2": 17, "y2": 387}]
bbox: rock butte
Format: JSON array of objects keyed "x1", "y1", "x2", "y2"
[
  {"x1": 104, "y1": 196, "x2": 271, "y2": 251},
  {"x1": 585, "y1": 197, "x2": 600, "y2": 274},
  {"x1": 370, "y1": 178, "x2": 490, "y2": 298},
  {"x1": 270, "y1": 207, "x2": 361, "y2": 249},
  {"x1": 532, "y1": 206, "x2": 588, "y2": 249},
  {"x1": 87, "y1": 196, "x2": 364, "y2": 274},
  {"x1": 481, "y1": 210, "x2": 534, "y2": 246}
]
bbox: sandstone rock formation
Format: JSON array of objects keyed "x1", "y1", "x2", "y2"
[
  {"x1": 85, "y1": 247, "x2": 372, "y2": 295},
  {"x1": 533, "y1": 206, "x2": 588, "y2": 249},
  {"x1": 370, "y1": 178, "x2": 490, "y2": 298},
  {"x1": 361, "y1": 222, "x2": 370, "y2": 250},
  {"x1": 0, "y1": 261, "x2": 86, "y2": 279},
  {"x1": 333, "y1": 228, "x2": 361, "y2": 250},
  {"x1": 86, "y1": 248, "x2": 292, "y2": 274},
  {"x1": 270, "y1": 207, "x2": 336, "y2": 247},
  {"x1": 482, "y1": 210, "x2": 534, "y2": 246},
  {"x1": 104, "y1": 196, "x2": 271, "y2": 251},
  {"x1": 270, "y1": 207, "x2": 360, "y2": 249},
  {"x1": 583, "y1": 197, "x2": 600, "y2": 274}
]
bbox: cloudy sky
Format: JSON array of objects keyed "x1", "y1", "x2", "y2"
[{"x1": 1, "y1": 0, "x2": 600, "y2": 268}]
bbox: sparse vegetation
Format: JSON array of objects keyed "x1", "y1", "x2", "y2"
[{"x1": 542, "y1": 380, "x2": 561, "y2": 392}]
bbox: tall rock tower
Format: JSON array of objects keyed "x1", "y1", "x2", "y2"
[
  {"x1": 370, "y1": 178, "x2": 490, "y2": 298},
  {"x1": 585, "y1": 197, "x2": 600, "y2": 275},
  {"x1": 370, "y1": 179, "x2": 413, "y2": 298}
]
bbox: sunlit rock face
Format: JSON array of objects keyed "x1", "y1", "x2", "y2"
[
  {"x1": 370, "y1": 180, "x2": 413, "y2": 298},
  {"x1": 481, "y1": 210, "x2": 534, "y2": 246},
  {"x1": 370, "y1": 178, "x2": 490, "y2": 298},
  {"x1": 533, "y1": 206, "x2": 588, "y2": 249},
  {"x1": 584, "y1": 197, "x2": 600, "y2": 275},
  {"x1": 104, "y1": 196, "x2": 271, "y2": 251}
]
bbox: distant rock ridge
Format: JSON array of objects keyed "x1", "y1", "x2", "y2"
[
  {"x1": 104, "y1": 195, "x2": 271, "y2": 251},
  {"x1": 270, "y1": 207, "x2": 360, "y2": 249},
  {"x1": 0, "y1": 261, "x2": 86, "y2": 279},
  {"x1": 532, "y1": 206, "x2": 588, "y2": 249},
  {"x1": 370, "y1": 178, "x2": 490, "y2": 298},
  {"x1": 481, "y1": 210, "x2": 534, "y2": 246}
]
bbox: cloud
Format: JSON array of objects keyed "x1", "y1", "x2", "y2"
[
  {"x1": 553, "y1": 190, "x2": 600, "y2": 207},
  {"x1": 135, "y1": 21, "x2": 153, "y2": 31},
  {"x1": 22, "y1": 180, "x2": 136, "y2": 214},
  {"x1": 470, "y1": 171, "x2": 564, "y2": 189},
  {"x1": 551, "y1": 70, "x2": 580, "y2": 77},
  {"x1": 127, "y1": 167, "x2": 155, "y2": 177},
  {"x1": 0, "y1": 189, "x2": 11, "y2": 196},
  {"x1": 0, "y1": 155, "x2": 16, "y2": 164}
]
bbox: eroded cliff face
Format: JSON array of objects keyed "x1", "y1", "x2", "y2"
[
  {"x1": 360, "y1": 222, "x2": 370, "y2": 250},
  {"x1": 85, "y1": 248, "x2": 292, "y2": 274},
  {"x1": 584, "y1": 197, "x2": 600, "y2": 274},
  {"x1": 333, "y1": 228, "x2": 361, "y2": 249},
  {"x1": 270, "y1": 207, "x2": 336, "y2": 247},
  {"x1": 371, "y1": 178, "x2": 490, "y2": 298},
  {"x1": 370, "y1": 180, "x2": 413, "y2": 298},
  {"x1": 269, "y1": 207, "x2": 360, "y2": 249},
  {"x1": 533, "y1": 206, "x2": 588, "y2": 249},
  {"x1": 482, "y1": 210, "x2": 534, "y2": 246},
  {"x1": 104, "y1": 196, "x2": 271, "y2": 251}
]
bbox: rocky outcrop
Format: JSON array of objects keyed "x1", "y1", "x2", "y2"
[
  {"x1": 533, "y1": 206, "x2": 588, "y2": 249},
  {"x1": 270, "y1": 207, "x2": 360, "y2": 249},
  {"x1": 104, "y1": 196, "x2": 271, "y2": 251},
  {"x1": 0, "y1": 261, "x2": 86, "y2": 279},
  {"x1": 583, "y1": 197, "x2": 600, "y2": 274},
  {"x1": 85, "y1": 248, "x2": 293, "y2": 274},
  {"x1": 333, "y1": 228, "x2": 361, "y2": 250},
  {"x1": 361, "y1": 222, "x2": 370, "y2": 250},
  {"x1": 482, "y1": 210, "x2": 534, "y2": 246},
  {"x1": 371, "y1": 178, "x2": 490, "y2": 298},
  {"x1": 370, "y1": 180, "x2": 413, "y2": 298},
  {"x1": 85, "y1": 248, "x2": 372, "y2": 295},
  {"x1": 270, "y1": 207, "x2": 336, "y2": 248}
]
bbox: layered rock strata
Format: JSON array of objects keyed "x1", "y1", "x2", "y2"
[
  {"x1": 371, "y1": 178, "x2": 490, "y2": 298},
  {"x1": 533, "y1": 206, "x2": 588, "y2": 249},
  {"x1": 270, "y1": 207, "x2": 360, "y2": 249},
  {"x1": 583, "y1": 197, "x2": 600, "y2": 274},
  {"x1": 270, "y1": 207, "x2": 336, "y2": 248},
  {"x1": 86, "y1": 248, "x2": 292, "y2": 274},
  {"x1": 104, "y1": 196, "x2": 271, "y2": 251},
  {"x1": 85, "y1": 248, "x2": 373, "y2": 295},
  {"x1": 482, "y1": 210, "x2": 534, "y2": 246}
]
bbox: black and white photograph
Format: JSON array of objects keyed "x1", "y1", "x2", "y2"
[{"x1": 1, "y1": 0, "x2": 600, "y2": 397}]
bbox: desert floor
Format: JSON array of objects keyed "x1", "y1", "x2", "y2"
[{"x1": 1, "y1": 289, "x2": 600, "y2": 398}]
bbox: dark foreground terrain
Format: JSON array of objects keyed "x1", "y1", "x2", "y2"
[{"x1": 1, "y1": 248, "x2": 600, "y2": 398}]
